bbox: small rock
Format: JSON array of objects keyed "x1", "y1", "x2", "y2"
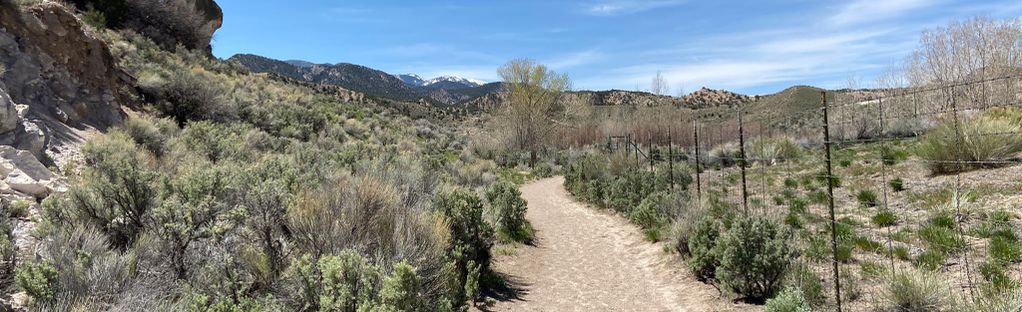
[{"x1": 54, "y1": 108, "x2": 68, "y2": 123}]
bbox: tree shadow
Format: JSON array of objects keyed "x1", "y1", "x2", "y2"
[{"x1": 481, "y1": 271, "x2": 530, "y2": 307}]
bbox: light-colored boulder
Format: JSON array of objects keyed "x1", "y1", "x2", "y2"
[
  {"x1": 0, "y1": 88, "x2": 19, "y2": 134},
  {"x1": 0, "y1": 146, "x2": 55, "y2": 198},
  {"x1": 14, "y1": 120, "x2": 46, "y2": 157}
]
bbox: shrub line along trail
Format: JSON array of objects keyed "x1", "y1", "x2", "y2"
[{"x1": 487, "y1": 177, "x2": 736, "y2": 312}]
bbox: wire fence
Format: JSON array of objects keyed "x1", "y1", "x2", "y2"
[{"x1": 603, "y1": 72, "x2": 1022, "y2": 310}]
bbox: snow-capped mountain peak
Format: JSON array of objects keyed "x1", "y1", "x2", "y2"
[
  {"x1": 395, "y1": 73, "x2": 485, "y2": 89},
  {"x1": 396, "y1": 74, "x2": 426, "y2": 86},
  {"x1": 424, "y1": 76, "x2": 485, "y2": 87}
]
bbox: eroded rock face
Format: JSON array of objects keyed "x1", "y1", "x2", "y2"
[
  {"x1": 0, "y1": 2, "x2": 130, "y2": 130},
  {"x1": 123, "y1": 0, "x2": 223, "y2": 53}
]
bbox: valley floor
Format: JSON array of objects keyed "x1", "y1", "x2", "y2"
[{"x1": 485, "y1": 177, "x2": 751, "y2": 312}]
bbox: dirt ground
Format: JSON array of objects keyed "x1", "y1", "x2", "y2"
[{"x1": 484, "y1": 177, "x2": 752, "y2": 312}]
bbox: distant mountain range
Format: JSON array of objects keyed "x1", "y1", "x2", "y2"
[
  {"x1": 228, "y1": 54, "x2": 759, "y2": 110},
  {"x1": 228, "y1": 54, "x2": 498, "y2": 106}
]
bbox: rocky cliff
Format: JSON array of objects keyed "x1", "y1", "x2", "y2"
[{"x1": 0, "y1": 1, "x2": 135, "y2": 161}]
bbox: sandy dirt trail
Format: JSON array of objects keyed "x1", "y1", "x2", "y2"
[{"x1": 486, "y1": 177, "x2": 742, "y2": 312}]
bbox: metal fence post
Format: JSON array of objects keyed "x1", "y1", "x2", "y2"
[
  {"x1": 694, "y1": 120, "x2": 702, "y2": 204},
  {"x1": 668, "y1": 127, "x2": 675, "y2": 191},
  {"x1": 821, "y1": 91, "x2": 843, "y2": 312},
  {"x1": 738, "y1": 108, "x2": 750, "y2": 214}
]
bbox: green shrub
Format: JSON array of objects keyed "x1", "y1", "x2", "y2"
[
  {"x1": 667, "y1": 196, "x2": 705, "y2": 256},
  {"x1": 808, "y1": 190, "x2": 829, "y2": 205},
  {"x1": 857, "y1": 190, "x2": 878, "y2": 207},
  {"x1": 81, "y1": 8, "x2": 108, "y2": 29},
  {"x1": 889, "y1": 178, "x2": 905, "y2": 192},
  {"x1": 880, "y1": 145, "x2": 909, "y2": 166},
  {"x1": 765, "y1": 287, "x2": 811, "y2": 312},
  {"x1": 57, "y1": 132, "x2": 159, "y2": 249},
  {"x1": 464, "y1": 261, "x2": 481, "y2": 304},
  {"x1": 16, "y1": 261, "x2": 58, "y2": 302},
  {"x1": 716, "y1": 216, "x2": 795, "y2": 302},
  {"x1": 485, "y1": 181, "x2": 530, "y2": 243},
  {"x1": 154, "y1": 160, "x2": 242, "y2": 279},
  {"x1": 119, "y1": 116, "x2": 177, "y2": 157},
  {"x1": 894, "y1": 246, "x2": 910, "y2": 260},
  {"x1": 749, "y1": 137, "x2": 803, "y2": 165},
  {"x1": 380, "y1": 261, "x2": 422, "y2": 310},
  {"x1": 918, "y1": 223, "x2": 965, "y2": 255},
  {"x1": 629, "y1": 192, "x2": 669, "y2": 231},
  {"x1": 872, "y1": 209, "x2": 899, "y2": 227},
  {"x1": 916, "y1": 114, "x2": 1022, "y2": 174},
  {"x1": 814, "y1": 171, "x2": 842, "y2": 189},
  {"x1": 805, "y1": 237, "x2": 829, "y2": 263},
  {"x1": 532, "y1": 162, "x2": 554, "y2": 178},
  {"x1": 434, "y1": 189, "x2": 495, "y2": 272},
  {"x1": 8, "y1": 200, "x2": 29, "y2": 219},
  {"x1": 317, "y1": 251, "x2": 382, "y2": 311},
  {"x1": 881, "y1": 268, "x2": 958, "y2": 312},
  {"x1": 979, "y1": 261, "x2": 1016, "y2": 291},
  {"x1": 784, "y1": 213, "x2": 803, "y2": 229},
  {"x1": 914, "y1": 249, "x2": 946, "y2": 271},
  {"x1": 860, "y1": 261, "x2": 887, "y2": 278},
  {"x1": 838, "y1": 159, "x2": 852, "y2": 167},
  {"x1": 989, "y1": 235, "x2": 1022, "y2": 263},
  {"x1": 139, "y1": 67, "x2": 234, "y2": 126},
  {"x1": 784, "y1": 263, "x2": 824, "y2": 307},
  {"x1": 781, "y1": 188, "x2": 797, "y2": 200},
  {"x1": 606, "y1": 170, "x2": 658, "y2": 213},
  {"x1": 688, "y1": 216, "x2": 722, "y2": 280},
  {"x1": 788, "y1": 198, "x2": 807, "y2": 214},
  {"x1": 784, "y1": 178, "x2": 798, "y2": 189}
]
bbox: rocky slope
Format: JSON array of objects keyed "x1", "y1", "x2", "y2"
[
  {"x1": 230, "y1": 53, "x2": 425, "y2": 102},
  {"x1": 681, "y1": 87, "x2": 752, "y2": 109}
]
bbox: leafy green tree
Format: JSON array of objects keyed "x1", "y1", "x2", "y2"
[{"x1": 495, "y1": 59, "x2": 572, "y2": 166}]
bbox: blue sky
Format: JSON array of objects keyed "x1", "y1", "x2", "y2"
[{"x1": 212, "y1": 0, "x2": 1022, "y2": 95}]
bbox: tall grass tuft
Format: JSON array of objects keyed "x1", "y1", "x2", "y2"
[
  {"x1": 916, "y1": 113, "x2": 1022, "y2": 174},
  {"x1": 881, "y1": 267, "x2": 960, "y2": 312}
]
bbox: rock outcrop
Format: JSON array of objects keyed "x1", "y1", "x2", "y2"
[
  {"x1": 0, "y1": 2, "x2": 131, "y2": 130},
  {"x1": 680, "y1": 87, "x2": 752, "y2": 109},
  {"x1": 123, "y1": 0, "x2": 223, "y2": 53}
]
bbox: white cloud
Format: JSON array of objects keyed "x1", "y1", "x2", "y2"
[
  {"x1": 575, "y1": 25, "x2": 915, "y2": 93},
  {"x1": 583, "y1": 0, "x2": 686, "y2": 16},
  {"x1": 829, "y1": 0, "x2": 934, "y2": 26},
  {"x1": 545, "y1": 50, "x2": 606, "y2": 70}
]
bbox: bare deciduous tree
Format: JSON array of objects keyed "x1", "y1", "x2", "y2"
[
  {"x1": 651, "y1": 70, "x2": 669, "y2": 96},
  {"x1": 493, "y1": 59, "x2": 572, "y2": 166}
]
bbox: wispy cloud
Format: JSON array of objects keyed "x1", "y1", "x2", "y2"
[
  {"x1": 545, "y1": 50, "x2": 606, "y2": 70},
  {"x1": 829, "y1": 0, "x2": 935, "y2": 25},
  {"x1": 582, "y1": 0, "x2": 686, "y2": 16},
  {"x1": 577, "y1": 25, "x2": 913, "y2": 93}
]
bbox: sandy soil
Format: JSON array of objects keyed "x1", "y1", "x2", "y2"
[{"x1": 485, "y1": 176, "x2": 746, "y2": 312}]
